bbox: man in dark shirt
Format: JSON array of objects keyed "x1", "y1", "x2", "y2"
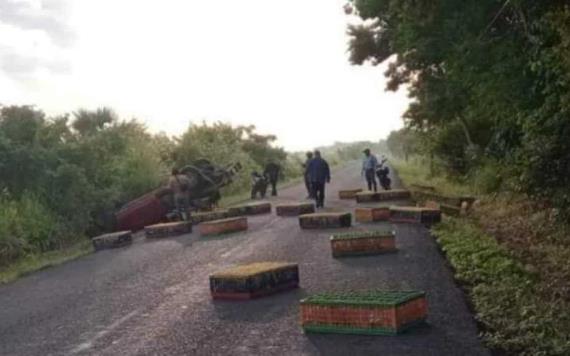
[
  {"x1": 302, "y1": 151, "x2": 314, "y2": 199},
  {"x1": 306, "y1": 150, "x2": 331, "y2": 208},
  {"x1": 263, "y1": 162, "x2": 281, "y2": 196}
]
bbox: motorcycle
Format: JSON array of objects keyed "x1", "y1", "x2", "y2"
[{"x1": 376, "y1": 164, "x2": 392, "y2": 191}]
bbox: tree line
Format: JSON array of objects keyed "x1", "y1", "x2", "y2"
[
  {"x1": 347, "y1": 1, "x2": 570, "y2": 220},
  {"x1": 0, "y1": 105, "x2": 382, "y2": 265},
  {"x1": 0, "y1": 106, "x2": 290, "y2": 264}
]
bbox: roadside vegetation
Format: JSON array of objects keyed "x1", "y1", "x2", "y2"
[
  {"x1": 345, "y1": 1, "x2": 570, "y2": 353},
  {"x1": 0, "y1": 104, "x2": 376, "y2": 283},
  {"x1": 394, "y1": 159, "x2": 570, "y2": 355}
]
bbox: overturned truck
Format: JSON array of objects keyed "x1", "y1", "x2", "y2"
[{"x1": 113, "y1": 159, "x2": 242, "y2": 232}]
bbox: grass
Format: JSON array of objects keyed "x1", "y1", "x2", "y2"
[
  {"x1": 396, "y1": 157, "x2": 570, "y2": 355},
  {"x1": 392, "y1": 158, "x2": 474, "y2": 196},
  {"x1": 0, "y1": 240, "x2": 93, "y2": 285},
  {"x1": 434, "y1": 219, "x2": 570, "y2": 355}
]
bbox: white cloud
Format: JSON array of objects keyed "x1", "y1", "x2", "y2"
[{"x1": 0, "y1": 0, "x2": 407, "y2": 151}]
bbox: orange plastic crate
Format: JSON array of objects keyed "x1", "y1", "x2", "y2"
[
  {"x1": 354, "y1": 207, "x2": 391, "y2": 223},
  {"x1": 228, "y1": 202, "x2": 271, "y2": 216},
  {"x1": 338, "y1": 189, "x2": 363, "y2": 200},
  {"x1": 299, "y1": 212, "x2": 352, "y2": 229},
  {"x1": 330, "y1": 230, "x2": 396, "y2": 257},
  {"x1": 301, "y1": 291, "x2": 427, "y2": 335},
  {"x1": 190, "y1": 210, "x2": 230, "y2": 224},
  {"x1": 199, "y1": 217, "x2": 248, "y2": 236},
  {"x1": 210, "y1": 262, "x2": 299, "y2": 300},
  {"x1": 144, "y1": 221, "x2": 192, "y2": 238},
  {"x1": 389, "y1": 207, "x2": 441, "y2": 225},
  {"x1": 276, "y1": 203, "x2": 316, "y2": 216}
]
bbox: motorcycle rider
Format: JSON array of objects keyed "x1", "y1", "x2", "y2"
[{"x1": 362, "y1": 148, "x2": 379, "y2": 192}]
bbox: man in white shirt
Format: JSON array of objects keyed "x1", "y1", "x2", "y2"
[{"x1": 362, "y1": 148, "x2": 378, "y2": 192}]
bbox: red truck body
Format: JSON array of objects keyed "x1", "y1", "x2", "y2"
[
  {"x1": 115, "y1": 189, "x2": 169, "y2": 232},
  {"x1": 113, "y1": 160, "x2": 242, "y2": 232}
]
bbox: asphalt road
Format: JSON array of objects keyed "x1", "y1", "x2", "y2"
[{"x1": 0, "y1": 162, "x2": 489, "y2": 356}]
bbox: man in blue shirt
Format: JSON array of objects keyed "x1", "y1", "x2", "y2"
[
  {"x1": 307, "y1": 150, "x2": 331, "y2": 208},
  {"x1": 362, "y1": 148, "x2": 378, "y2": 192}
]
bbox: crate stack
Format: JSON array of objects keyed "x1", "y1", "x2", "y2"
[
  {"x1": 338, "y1": 189, "x2": 363, "y2": 200},
  {"x1": 276, "y1": 202, "x2": 316, "y2": 217},
  {"x1": 389, "y1": 207, "x2": 442, "y2": 225},
  {"x1": 144, "y1": 221, "x2": 192, "y2": 238},
  {"x1": 210, "y1": 262, "x2": 299, "y2": 300},
  {"x1": 330, "y1": 230, "x2": 396, "y2": 257},
  {"x1": 190, "y1": 210, "x2": 230, "y2": 225},
  {"x1": 410, "y1": 190, "x2": 475, "y2": 217},
  {"x1": 92, "y1": 231, "x2": 132, "y2": 251},
  {"x1": 356, "y1": 190, "x2": 412, "y2": 203},
  {"x1": 354, "y1": 207, "x2": 391, "y2": 223},
  {"x1": 199, "y1": 217, "x2": 248, "y2": 236},
  {"x1": 300, "y1": 291, "x2": 427, "y2": 335},
  {"x1": 228, "y1": 202, "x2": 272, "y2": 216},
  {"x1": 299, "y1": 212, "x2": 352, "y2": 229}
]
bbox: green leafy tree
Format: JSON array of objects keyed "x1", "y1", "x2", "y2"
[{"x1": 347, "y1": 0, "x2": 570, "y2": 219}]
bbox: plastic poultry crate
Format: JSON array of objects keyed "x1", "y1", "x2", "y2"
[
  {"x1": 301, "y1": 291, "x2": 427, "y2": 335},
  {"x1": 210, "y1": 262, "x2": 299, "y2": 300}
]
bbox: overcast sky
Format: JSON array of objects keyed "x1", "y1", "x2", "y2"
[{"x1": 0, "y1": 0, "x2": 408, "y2": 151}]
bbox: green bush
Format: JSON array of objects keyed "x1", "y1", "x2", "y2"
[
  {"x1": 0, "y1": 194, "x2": 63, "y2": 264},
  {"x1": 470, "y1": 160, "x2": 504, "y2": 195}
]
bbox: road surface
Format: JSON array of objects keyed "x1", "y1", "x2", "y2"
[{"x1": 0, "y1": 162, "x2": 489, "y2": 356}]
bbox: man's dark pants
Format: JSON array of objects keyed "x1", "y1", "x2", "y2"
[
  {"x1": 269, "y1": 179, "x2": 278, "y2": 196},
  {"x1": 312, "y1": 181, "x2": 326, "y2": 208},
  {"x1": 305, "y1": 175, "x2": 313, "y2": 198},
  {"x1": 365, "y1": 169, "x2": 377, "y2": 192}
]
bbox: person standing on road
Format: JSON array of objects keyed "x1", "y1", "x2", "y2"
[
  {"x1": 307, "y1": 150, "x2": 331, "y2": 208},
  {"x1": 263, "y1": 162, "x2": 281, "y2": 196},
  {"x1": 362, "y1": 148, "x2": 378, "y2": 192},
  {"x1": 168, "y1": 168, "x2": 193, "y2": 221},
  {"x1": 302, "y1": 151, "x2": 314, "y2": 199},
  {"x1": 250, "y1": 171, "x2": 268, "y2": 199}
]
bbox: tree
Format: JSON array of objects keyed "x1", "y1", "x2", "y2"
[{"x1": 347, "y1": 0, "x2": 570, "y2": 218}]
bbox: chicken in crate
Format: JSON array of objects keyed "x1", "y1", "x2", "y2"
[{"x1": 112, "y1": 160, "x2": 242, "y2": 232}]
